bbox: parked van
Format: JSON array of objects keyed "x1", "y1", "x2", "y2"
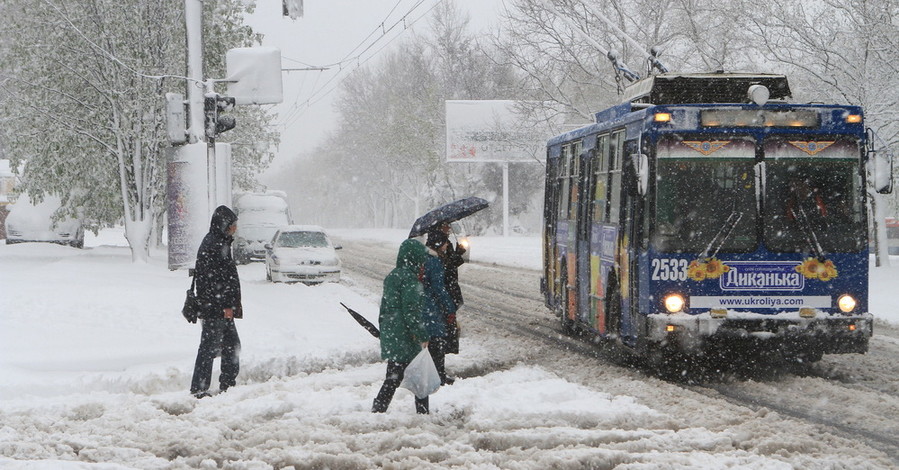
[{"x1": 233, "y1": 191, "x2": 291, "y2": 264}]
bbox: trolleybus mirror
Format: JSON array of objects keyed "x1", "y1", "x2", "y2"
[
  {"x1": 634, "y1": 153, "x2": 650, "y2": 196},
  {"x1": 867, "y1": 127, "x2": 894, "y2": 194},
  {"x1": 870, "y1": 149, "x2": 893, "y2": 194}
]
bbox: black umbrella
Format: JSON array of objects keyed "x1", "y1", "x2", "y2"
[
  {"x1": 340, "y1": 302, "x2": 380, "y2": 338},
  {"x1": 408, "y1": 197, "x2": 489, "y2": 238}
]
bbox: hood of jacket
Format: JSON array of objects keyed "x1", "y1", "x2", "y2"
[
  {"x1": 209, "y1": 205, "x2": 238, "y2": 235},
  {"x1": 395, "y1": 238, "x2": 426, "y2": 271}
]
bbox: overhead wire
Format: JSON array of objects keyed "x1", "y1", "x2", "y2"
[
  {"x1": 276, "y1": 0, "x2": 441, "y2": 131},
  {"x1": 275, "y1": 1, "x2": 414, "y2": 129},
  {"x1": 278, "y1": 0, "x2": 430, "y2": 129}
]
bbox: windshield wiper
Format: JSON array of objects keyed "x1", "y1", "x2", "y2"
[
  {"x1": 700, "y1": 208, "x2": 744, "y2": 259},
  {"x1": 789, "y1": 204, "x2": 826, "y2": 259}
]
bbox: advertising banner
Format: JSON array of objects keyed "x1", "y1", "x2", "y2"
[{"x1": 445, "y1": 100, "x2": 551, "y2": 163}]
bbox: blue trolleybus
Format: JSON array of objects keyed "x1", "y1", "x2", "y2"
[{"x1": 541, "y1": 72, "x2": 892, "y2": 363}]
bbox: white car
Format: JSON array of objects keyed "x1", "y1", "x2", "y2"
[
  {"x1": 5, "y1": 195, "x2": 84, "y2": 248},
  {"x1": 265, "y1": 225, "x2": 342, "y2": 284}
]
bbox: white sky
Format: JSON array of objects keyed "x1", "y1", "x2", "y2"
[{"x1": 243, "y1": 0, "x2": 506, "y2": 171}]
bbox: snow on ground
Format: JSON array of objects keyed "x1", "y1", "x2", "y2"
[{"x1": 0, "y1": 228, "x2": 897, "y2": 469}]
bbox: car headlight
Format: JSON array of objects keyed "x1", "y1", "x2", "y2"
[
  {"x1": 664, "y1": 294, "x2": 686, "y2": 313},
  {"x1": 838, "y1": 294, "x2": 857, "y2": 313}
]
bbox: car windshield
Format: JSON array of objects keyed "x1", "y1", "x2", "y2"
[
  {"x1": 238, "y1": 226, "x2": 279, "y2": 242},
  {"x1": 276, "y1": 231, "x2": 329, "y2": 248}
]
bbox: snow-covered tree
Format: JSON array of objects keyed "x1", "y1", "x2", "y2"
[
  {"x1": 739, "y1": 0, "x2": 899, "y2": 265},
  {"x1": 0, "y1": 0, "x2": 278, "y2": 262}
]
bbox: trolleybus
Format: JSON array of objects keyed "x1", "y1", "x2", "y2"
[{"x1": 541, "y1": 72, "x2": 892, "y2": 364}]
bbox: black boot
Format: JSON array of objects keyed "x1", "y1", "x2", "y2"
[{"x1": 415, "y1": 396, "x2": 429, "y2": 414}]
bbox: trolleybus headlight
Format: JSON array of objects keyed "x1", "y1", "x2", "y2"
[
  {"x1": 845, "y1": 114, "x2": 862, "y2": 124},
  {"x1": 654, "y1": 112, "x2": 672, "y2": 123},
  {"x1": 664, "y1": 294, "x2": 686, "y2": 313},
  {"x1": 838, "y1": 294, "x2": 857, "y2": 313}
]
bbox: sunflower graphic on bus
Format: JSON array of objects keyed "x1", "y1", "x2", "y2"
[
  {"x1": 687, "y1": 257, "x2": 730, "y2": 281},
  {"x1": 796, "y1": 257, "x2": 839, "y2": 281},
  {"x1": 686, "y1": 257, "x2": 839, "y2": 283}
]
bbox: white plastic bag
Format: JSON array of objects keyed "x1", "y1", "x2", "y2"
[{"x1": 400, "y1": 348, "x2": 441, "y2": 398}]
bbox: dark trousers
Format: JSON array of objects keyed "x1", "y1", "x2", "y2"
[
  {"x1": 428, "y1": 337, "x2": 448, "y2": 384},
  {"x1": 372, "y1": 361, "x2": 429, "y2": 414},
  {"x1": 190, "y1": 317, "x2": 241, "y2": 394}
]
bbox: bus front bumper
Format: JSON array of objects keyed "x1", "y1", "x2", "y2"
[{"x1": 645, "y1": 312, "x2": 873, "y2": 355}]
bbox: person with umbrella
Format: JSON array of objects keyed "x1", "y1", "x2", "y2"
[
  {"x1": 409, "y1": 197, "x2": 487, "y2": 359},
  {"x1": 432, "y1": 222, "x2": 466, "y2": 308},
  {"x1": 423, "y1": 228, "x2": 459, "y2": 385},
  {"x1": 371, "y1": 238, "x2": 431, "y2": 414}
]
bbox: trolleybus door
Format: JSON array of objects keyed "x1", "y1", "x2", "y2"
[
  {"x1": 556, "y1": 144, "x2": 573, "y2": 312},
  {"x1": 576, "y1": 148, "x2": 596, "y2": 326},
  {"x1": 542, "y1": 147, "x2": 562, "y2": 307},
  {"x1": 565, "y1": 142, "x2": 583, "y2": 321},
  {"x1": 605, "y1": 131, "x2": 625, "y2": 337},
  {"x1": 619, "y1": 138, "x2": 642, "y2": 345}
]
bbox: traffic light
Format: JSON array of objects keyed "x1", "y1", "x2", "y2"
[{"x1": 204, "y1": 94, "x2": 236, "y2": 139}]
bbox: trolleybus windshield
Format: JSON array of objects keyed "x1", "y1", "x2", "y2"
[
  {"x1": 762, "y1": 137, "x2": 866, "y2": 253},
  {"x1": 653, "y1": 135, "x2": 757, "y2": 253}
]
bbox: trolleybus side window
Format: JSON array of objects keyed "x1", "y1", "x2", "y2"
[
  {"x1": 762, "y1": 136, "x2": 866, "y2": 253},
  {"x1": 558, "y1": 145, "x2": 571, "y2": 222},
  {"x1": 594, "y1": 134, "x2": 610, "y2": 223},
  {"x1": 569, "y1": 141, "x2": 582, "y2": 221},
  {"x1": 652, "y1": 135, "x2": 757, "y2": 253},
  {"x1": 545, "y1": 153, "x2": 560, "y2": 229},
  {"x1": 608, "y1": 131, "x2": 624, "y2": 224}
]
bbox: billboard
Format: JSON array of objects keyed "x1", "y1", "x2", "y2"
[{"x1": 445, "y1": 100, "x2": 551, "y2": 163}]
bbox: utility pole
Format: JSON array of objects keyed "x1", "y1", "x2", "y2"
[
  {"x1": 168, "y1": 0, "x2": 221, "y2": 270},
  {"x1": 185, "y1": 0, "x2": 221, "y2": 219},
  {"x1": 167, "y1": 2, "x2": 278, "y2": 269},
  {"x1": 185, "y1": 0, "x2": 204, "y2": 145}
]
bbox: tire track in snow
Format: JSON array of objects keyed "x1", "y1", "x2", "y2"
[{"x1": 336, "y1": 236, "x2": 899, "y2": 464}]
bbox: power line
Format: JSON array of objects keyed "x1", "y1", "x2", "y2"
[{"x1": 276, "y1": 0, "x2": 441, "y2": 131}]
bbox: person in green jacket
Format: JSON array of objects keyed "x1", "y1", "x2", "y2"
[{"x1": 372, "y1": 238, "x2": 431, "y2": 414}]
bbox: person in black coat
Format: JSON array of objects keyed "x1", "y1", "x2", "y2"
[
  {"x1": 190, "y1": 205, "x2": 243, "y2": 398},
  {"x1": 428, "y1": 223, "x2": 466, "y2": 356}
]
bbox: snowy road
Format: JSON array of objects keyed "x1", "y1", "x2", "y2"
[
  {"x1": 337, "y1": 236, "x2": 899, "y2": 467},
  {"x1": 1, "y1": 230, "x2": 897, "y2": 469}
]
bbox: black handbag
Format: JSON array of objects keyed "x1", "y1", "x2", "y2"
[{"x1": 182, "y1": 275, "x2": 200, "y2": 323}]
